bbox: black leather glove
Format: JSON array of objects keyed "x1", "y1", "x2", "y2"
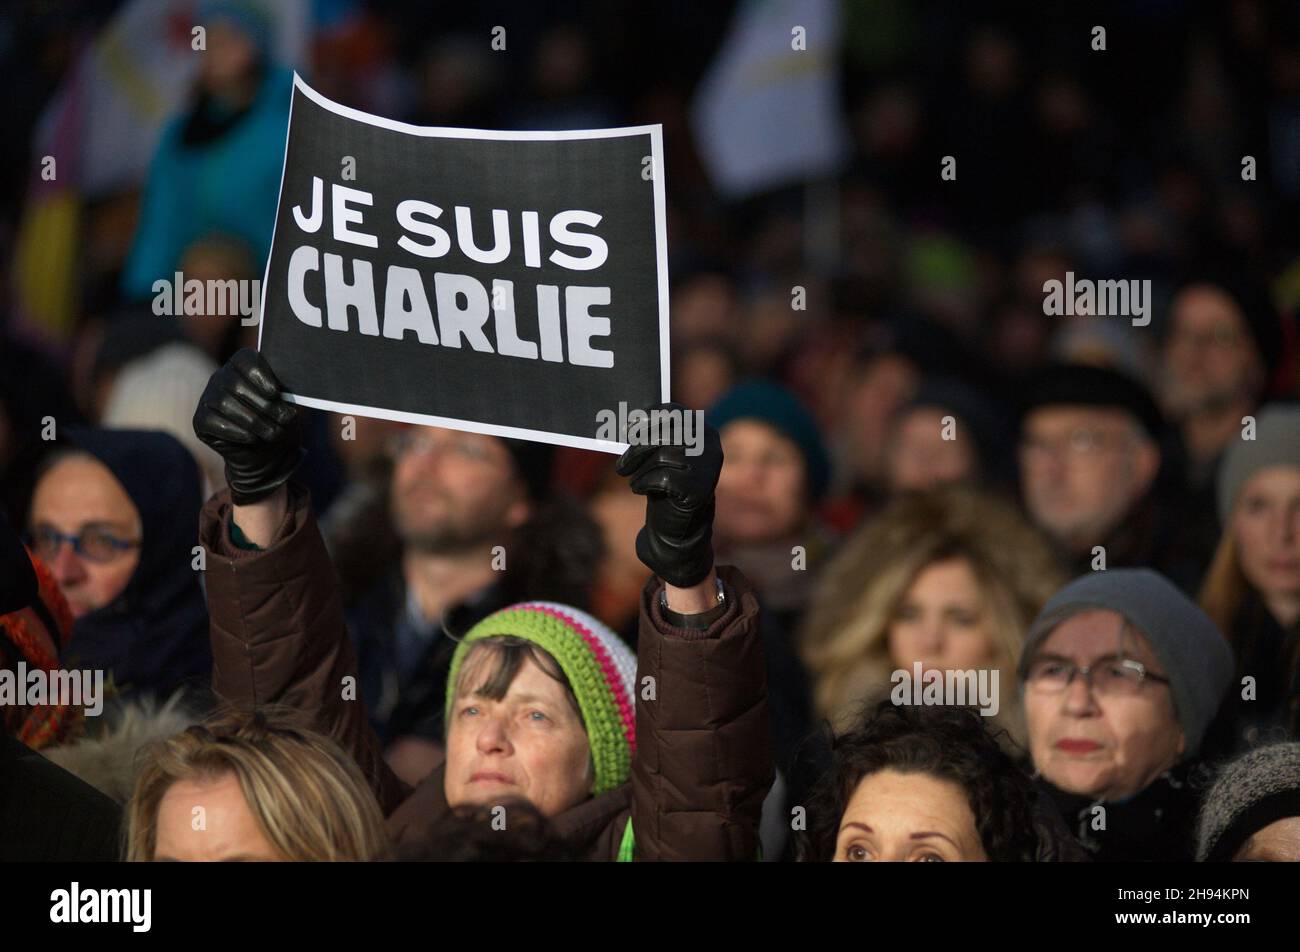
[
  {"x1": 193, "y1": 349, "x2": 303, "y2": 505},
  {"x1": 615, "y1": 404, "x2": 723, "y2": 588}
]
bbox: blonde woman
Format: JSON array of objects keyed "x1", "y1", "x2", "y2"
[
  {"x1": 801, "y1": 486, "x2": 1064, "y2": 747},
  {"x1": 127, "y1": 709, "x2": 389, "y2": 861}
]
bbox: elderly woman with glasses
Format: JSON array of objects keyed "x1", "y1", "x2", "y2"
[{"x1": 1019, "y1": 568, "x2": 1234, "y2": 861}]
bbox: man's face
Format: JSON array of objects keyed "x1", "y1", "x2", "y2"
[
  {"x1": 30, "y1": 455, "x2": 141, "y2": 618},
  {"x1": 154, "y1": 772, "x2": 282, "y2": 861},
  {"x1": 1024, "y1": 610, "x2": 1185, "y2": 801},
  {"x1": 389, "y1": 428, "x2": 530, "y2": 552},
  {"x1": 1019, "y1": 407, "x2": 1159, "y2": 551},
  {"x1": 1160, "y1": 285, "x2": 1263, "y2": 418},
  {"x1": 715, "y1": 420, "x2": 808, "y2": 544},
  {"x1": 444, "y1": 652, "x2": 592, "y2": 819}
]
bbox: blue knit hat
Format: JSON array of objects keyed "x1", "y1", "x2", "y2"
[{"x1": 707, "y1": 380, "x2": 831, "y2": 499}]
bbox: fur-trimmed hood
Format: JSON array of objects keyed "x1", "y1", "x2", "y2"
[{"x1": 41, "y1": 693, "x2": 200, "y2": 803}]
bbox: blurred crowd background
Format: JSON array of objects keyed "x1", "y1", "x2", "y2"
[{"x1": 2, "y1": 0, "x2": 1300, "y2": 862}]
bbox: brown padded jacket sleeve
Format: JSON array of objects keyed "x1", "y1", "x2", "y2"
[
  {"x1": 631, "y1": 565, "x2": 774, "y2": 860},
  {"x1": 199, "y1": 484, "x2": 411, "y2": 816}
]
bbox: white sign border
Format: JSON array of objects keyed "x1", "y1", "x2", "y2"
[{"x1": 257, "y1": 71, "x2": 671, "y2": 456}]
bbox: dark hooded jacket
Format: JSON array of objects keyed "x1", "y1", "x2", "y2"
[{"x1": 59, "y1": 428, "x2": 211, "y2": 703}]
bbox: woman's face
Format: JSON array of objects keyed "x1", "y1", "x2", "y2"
[
  {"x1": 1232, "y1": 465, "x2": 1300, "y2": 606},
  {"x1": 154, "y1": 772, "x2": 282, "y2": 861},
  {"x1": 444, "y1": 653, "x2": 592, "y2": 819},
  {"x1": 30, "y1": 455, "x2": 142, "y2": 619},
  {"x1": 1023, "y1": 610, "x2": 1184, "y2": 801},
  {"x1": 715, "y1": 420, "x2": 809, "y2": 544},
  {"x1": 887, "y1": 557, "x2": 999, "y2": 674},
  {"x1": 833, "y1": 769, "x2": 987, "y2": 862}
]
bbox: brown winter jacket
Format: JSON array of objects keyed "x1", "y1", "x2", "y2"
[{"x1": 198, "y1": 484, "x2": 773, "y2": 860}]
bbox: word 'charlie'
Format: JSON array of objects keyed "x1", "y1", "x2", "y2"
[{"x1": 286, "y1": 178, "x2": 616, "y2": 368}]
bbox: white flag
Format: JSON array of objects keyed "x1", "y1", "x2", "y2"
[{"x1": 691, "y1": 0, "x2": 850, "y2": 199}]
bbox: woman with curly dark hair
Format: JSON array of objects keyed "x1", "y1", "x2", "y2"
[{"x1": 797, "y1": 699, "x2": 1080, "y2": 862}]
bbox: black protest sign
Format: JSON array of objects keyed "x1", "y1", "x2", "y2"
[{"x1": 258, "y1": 74, "x2": 668, "y2": 452}]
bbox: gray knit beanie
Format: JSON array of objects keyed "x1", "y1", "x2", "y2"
[
  {"x1": 1019, "y1": 569, "x2": 1234, "y2": 757},
  {"x1": 1196, "y1": 743, "x2": 1300, "y2": 861},
  {"x1": 1216, "y1": 405, "x2": 1300, "y2": 523}
]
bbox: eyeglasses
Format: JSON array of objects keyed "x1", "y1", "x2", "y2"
[
  {"x1": 1019, "y1": 428, "x2": 1136, "y2": 460},
  {"x1": 386, "y1": 431, "x2": 498, "y2": 465},
  {"x1": 1024, "y1": 655, "x2": 1171, "y2": 697},
  {"x1": 31, "y1": 525, "x2": 140, "y2": 564}
]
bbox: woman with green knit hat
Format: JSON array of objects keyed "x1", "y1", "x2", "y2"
[
  {"x1": 192, "y1": 350, "x2": 774, "y2": 860},
  {"x1": 439, "y1": 602, "x2": 639, "y2": 820}
]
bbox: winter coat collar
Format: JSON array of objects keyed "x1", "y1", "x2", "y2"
[
  {"x1": 1038, "y1": 762, "x2": 1204, "y2": 862},
  {"x1": 388, "y1": 761, "x2": 631, "y2": 860}
]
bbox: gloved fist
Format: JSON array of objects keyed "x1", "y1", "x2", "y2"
[
  {"x1": 193, "y1": 349, "x2": 304, "y2": 505},
  {"x1": 615, "y1": 404, "x2": 723, "y2": 588}
]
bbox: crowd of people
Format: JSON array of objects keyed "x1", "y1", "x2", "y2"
[{"x1": 2, "y1": 1, "x2": 1300, "y2": 862}]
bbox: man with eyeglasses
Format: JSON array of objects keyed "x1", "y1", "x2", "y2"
[
  {"x1": 1018, "y1": 568, "x2": 1234, "y2": 861},
  {"x1": 1018, "y1": 363, "x2": 1203, "y2": 588}
]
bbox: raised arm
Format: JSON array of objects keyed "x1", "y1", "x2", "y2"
[
  {"x1": 617, "y1": 409, "x2": 774, "y2": 860},
  {"x1": 193, "y1": 349, "x2": 409, "y2": 815}
]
